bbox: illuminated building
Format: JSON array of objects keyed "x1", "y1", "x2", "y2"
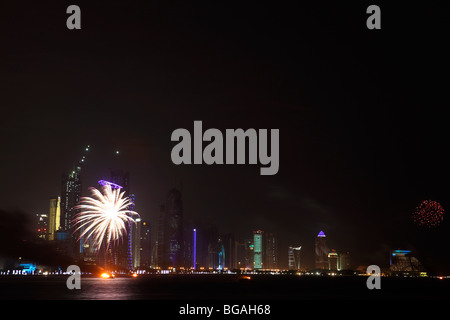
[
  {"x1": 157, "y1": 188, "x2": 183, "y2": 269},
  {"x1": 61, "y1": 146, "x2": 88, "y2": 257},
  {"x1": 36, "y1": 213, "x2": 48, "y2": 240},
  {"x1": 389, "y1": 249, "x2": 425, "y2": 274},
  {"x1": 217, "y1": 239, "x2": 225, "y2": 270},
  {"x1": 328, "y1": 249, "x2": 338, "y2": 271},
  {"x1": 48, "y1": 197, "x2": 61, "y2": 241},
  {"x1": 127, "y1": 193, "x2": 137, "y2": 270},
  {"x1": 204, "y1": 233, "x2": 228, "y2": 271},
  {"x1": 61, "y1": 166, "x2": 81, "y2": 232},
  {"x1": 288, "y1": 246, "x2": 301, "y2": 270},
  {"x1": 253, "y1": 230, "x2": 264, "y2": 269},
  {"x1": 390, "y1": 249, "x2": 412, "y2": 271},
  {"x1": 315, "y1": 231, "x2": 329, "y2": 269},
  {"x1": 18, "y1": 263, "x2": 36, "y2": 275},
  {"x1": 288, "y1": 246, "x2": 294, "y2": 269},
  {"x1": 133, "y1": 216, "x2": 141, "y2": 269}
]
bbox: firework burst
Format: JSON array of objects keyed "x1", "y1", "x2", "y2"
[
  {"x1": 412, "y1": 200, "x2": 445, "y2": 228},
  {"x1": 72, "y1": 185, "x2": 139, "y2": 250}
]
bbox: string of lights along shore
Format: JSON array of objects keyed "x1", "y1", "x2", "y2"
[{"x1": 30, "y1": 145, "x2": 445, "y2": 275}]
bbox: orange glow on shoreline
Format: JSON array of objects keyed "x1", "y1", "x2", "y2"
[{"x1": 101, "y1": 272, "x2": 115, "y2": 279}]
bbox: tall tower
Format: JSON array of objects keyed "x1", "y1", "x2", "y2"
[
  {"x1": 48, "y1": 197, "x2": 61, "y2": 241},
  {"x1": 328, "y1": 249, "x2": 338, "y2": 271},
  {"x1": 140, "y1": 221, "x2": 152, "y2": 268},
  {"x1": 315, "y1": 231, "x2": 329, "y2": 270},
  {"x1": 128, "y1": 193, "x2": 138, "y2": 270},
  {"x1": 157, "y1": 188, "x2": 183, "y2": 269},
  {"x1": 129, "y1": 193, "x2": 140, "y2": 269},
  {"x1": 61, "y1": 145, "x2": 89, "y2": 257},
  {"x1": 61, "y1": 166, "x2": 81, "y2": 231},
  {"x1": 264, "y1": 233, "x2": 279, "y2": 270},
  {"x1": 36, "y1": 213, "x2": 48, "y2": 240},
  {"x1": 133, "y1": 216, "x2": 141, "y2": 269},
  {"x1": 220, "y1": 233, "x2": 236, "y2": 270},
  {"x1": 253, "y1": 230, "x2": 264, "y2": 270},
  {"x1": 339, "y1": 252, "x2": 351, "y2": 271},
  {"x1": 288, "y1": 246, "x2": 301, "y2": 270}
]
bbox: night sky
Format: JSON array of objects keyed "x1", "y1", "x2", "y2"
[{"x1": 1, "y1": 2, "x2": 449, "y2": 271}]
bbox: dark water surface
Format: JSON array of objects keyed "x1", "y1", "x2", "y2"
[{"x1": 1, "y1": 274, "x2": 449, "y2": 300}]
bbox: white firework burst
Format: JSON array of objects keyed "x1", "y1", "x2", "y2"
[{"x1": 72, "y1": 185, "x2": 139, "y2": 250}]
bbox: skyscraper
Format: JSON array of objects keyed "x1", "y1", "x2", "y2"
[
  {"x1": 315, "y1": 231, "x2": 329, "y2": 270},
  {"x1": 36, "y1": 213, "x2": 48, "y2": 240},
  {"x1": 127, "y1": 193, "x2": 137, "y2": 270},
  {"x1": 217, "y1": 239, "x2": 225, "y2": 270},
  {"x1": 133, "y1": 217, "x2": 141, "y2": 269},
  {"x1": 181, "y1": 222, "x2": 195, "y2": 269},
  {"x1": 339, "y1": 252, "x2": 351, "y2": 271},
  {"x1": 140, "y1": 221, "x2": 152, "y2": 268},
  {"x1": 288, "y1": 246, "x2": 301, "y2": 270},
  {"x1": 328, "y1": 250, "x2": 338, "y2": 271},
  {"x1": 235, "y1": 241, "x2": 246, "y2": 270},
  {"x1": 48, "y1": 197, "x2": 61, "y2": 241},
  {"x1": 245, "y1": 239, "x2": 254, "y2": 269},
  {"x1": 264, "y1": 233, "x2": 279, "y2": 270},
  {"x1": 61, "y1": 166, "x2": 82, "y2": 258},
  {"x1": 207, "y1": 240, "x2": 218, "y2": 269},
  {"x1": 233, "y1": 239, "x2": 254, "y2": 270},
  {"x1": 197, "y1": 225, "x2": 219, "y2": 270},
  {"x1": 61, "y1": 166, "x2": 81, "y2": 232},
  {"x1": 218, "y1": 233, "x2": 236, "y2": 270},
  {"x1": 157, "y1": 188, "x2": 183, "y2": 269},
  {"x1": 61, "y1": 145, "x2": 88, "y2": 258},
  {"x1": 253, "y1": 230, "x2": 264, "y2": 270}
]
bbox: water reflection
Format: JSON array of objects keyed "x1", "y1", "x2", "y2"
[{"x1": 78, "y1": 278, "x2": 140, "y2": 300}]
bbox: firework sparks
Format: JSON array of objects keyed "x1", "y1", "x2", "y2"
[
  {"x1": 412, "y1": 200, "x2": 445, "y2": 228},
  {"x1": 72, "y1": 185, "x2": 139, "y2": 250}
]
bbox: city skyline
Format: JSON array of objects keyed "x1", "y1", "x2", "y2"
[
  {"x1": 28, "y1": 173, "x2": 355, "y2": 272},
  {"x1": 4, "y1": 144, "x2": 447, "y2": 273},
  {"x1": 1, "y1": 169, "x2": 437, "y2": 274},
  {"x1": 1, "y1": 1, "x2": 449, "y2": 276}
]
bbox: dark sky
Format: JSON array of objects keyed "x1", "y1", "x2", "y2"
[{"x1": 1, "y1": 1, "x2": 449, "y2": 271}]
